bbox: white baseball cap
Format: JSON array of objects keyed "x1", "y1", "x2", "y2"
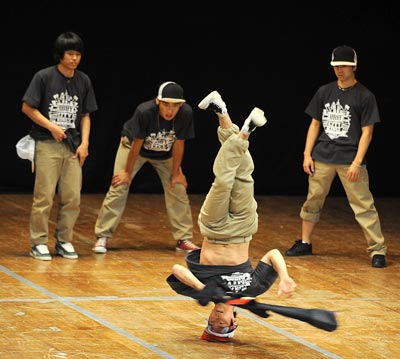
[{"x1": 16, "y1": 135, "x2": 35, "y2": 172}]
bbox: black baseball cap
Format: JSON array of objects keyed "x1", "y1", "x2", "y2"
[
  {"x1": 157, "y1": 81, "x2": 185, "y2": 103},
  {"x1": 330, "y1": 45, "x2": 357, "y2": 66}
]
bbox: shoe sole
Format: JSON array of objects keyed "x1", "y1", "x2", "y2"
[
  {"x1": 372, "y1": 264, "x2": 386, "y2": 268},
  {"x1": 285, "y1": 252, "x2": 312, "y2": 256},
  {"x1": 198, "y1": 90, "x2": 219, "y2": 110},
  {"x1": 92, "y1": 247, "x2": 107, "y2": 254},
  {"x1": 56, "y1": 251, "x2": 78, "y2": 259},
  {"x1": 175, "y1": 247, "x2": 199, "y2": 253},
  {"x1": 251, "y1": 107, "x2": 267, "y2": 126},
  {"x1": 30, "y1": 252, "x2": 52, "y2": 261},
  {"x1": 372, "y1": 261, "x2": 386, "y2": 268}
]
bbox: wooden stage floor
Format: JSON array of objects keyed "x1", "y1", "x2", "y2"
[{"x1": 0, "y1": 193, "x2": 399, "y2": 358}]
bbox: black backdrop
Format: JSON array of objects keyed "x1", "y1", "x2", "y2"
[{"x1": 3, "y1": 5, "x2": 399, "y2": 197}]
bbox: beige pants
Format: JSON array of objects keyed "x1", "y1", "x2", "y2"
[
  {"x1": 95, "y1": 137, "x2": 193, "y2": 242},
  {"x1": 301, "y1": 160, "x2": 387, "y2": 257},
  {"x1": 30, "y1": 140, "x2": 82, "y2": 245},
  {"x1": 198, "y1": 125, "x2": 258, "y2": 242}
]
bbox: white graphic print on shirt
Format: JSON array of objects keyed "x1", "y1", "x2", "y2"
[
  {"x1": 144, "y1": 129, "x2": 176, "y2": 152},
  {"x1": 48, "y1": 91, "x2": 78, "y2": 129},
  {"x1": 221, "y1": 272, "x2": 252, "y2": 293},
  {"x1": 322, "y1": 99, "x2": 350, "y2": 140}
]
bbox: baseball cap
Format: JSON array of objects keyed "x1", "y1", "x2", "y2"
[
  {"x1": 16, "y1": 134, "x2": 35, "y2": 172},
  {"x1": 157, "y1": 81, "x2": 185, "y2": 103},
  {"x1": 330, "y1": 45, "x2": 357, "y2": 66},
  {"x1": 201, "y1": 324, "x2": 237, "y2": 343}
]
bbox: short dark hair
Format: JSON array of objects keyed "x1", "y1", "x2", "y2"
[{"x1": 53, "y1": 31, "x2": 84, "y2": 62}]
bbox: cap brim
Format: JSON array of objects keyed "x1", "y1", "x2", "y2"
[
  {"x1": 330, "y1": 61, "x2": 357, "y2": 66},
  {"x1": 201, "y1": 330, "x2": 234, "y2": 343},
  {"x1": 157, "y1": 96, "x2": 185, "y2": 103}
]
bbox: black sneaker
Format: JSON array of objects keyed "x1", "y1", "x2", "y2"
[
  {"x1": 285, "y1": 239, "x2": 312, "y2": 256},
  {"x1": 371, "y1": 254, "x2": 386, "y2": 268}
]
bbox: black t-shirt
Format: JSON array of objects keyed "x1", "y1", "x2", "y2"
[
  {"x1": 22, "y1": 65, "x2": 98, "y2": 141},
  {"x1": 306, "y1": 81, "x2": 380, "y2": 165},
  {"x1": 166, "y1": 249, "x2": 278, "y2": 300},
  {"x1": 121, "y1": 100, "x2": 195, "y2": 160}
]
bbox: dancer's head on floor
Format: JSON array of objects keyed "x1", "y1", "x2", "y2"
[{"x1": 201, "y1": 303, "x2": 238, "y2": 342}]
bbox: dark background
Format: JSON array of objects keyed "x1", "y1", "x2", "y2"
[{"x1": 3, "y1": 5, "x2": 399, "y2": 197}]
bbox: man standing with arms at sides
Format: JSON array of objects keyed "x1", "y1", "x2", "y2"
[
  {"x1": 285, "y1": 45, "x2": 387, "y2": 268},
  {"x1": 22, "y1": 31, "x2": 98, "y2": 261}
]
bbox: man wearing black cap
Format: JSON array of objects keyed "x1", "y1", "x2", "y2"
[
  {"x1": 93, "y1": 81, "x2": 199, "y2": 253},
  {"x1": 285, "y1": 45, "x2": 387, "y2": 268}
]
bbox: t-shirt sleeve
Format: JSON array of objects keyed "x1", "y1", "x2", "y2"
[{"x1": 166, "y1": 274, "x2": 198, "y2": 298}]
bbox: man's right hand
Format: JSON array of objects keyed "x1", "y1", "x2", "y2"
[
  {"x1": 111, "y1": 170, "x2": 131, "y2": 187},
  {"x1": 303, "y1": 155, "x2": 315, "y2": 176}
]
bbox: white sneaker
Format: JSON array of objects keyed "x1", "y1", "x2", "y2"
[
  {"x1": 241, "y1": 107, "x2": 267, "y2": 134},
  {"x1": 92, "y1": 237, "x2": 108, "y2": 254},
  {"x1": 55, "y1": 242, "x2": 78, "y2": 259},
  {"x1": 198, "y1": 91, "x2": 227, "y2": 116},
  {"x1": 30, "y1": 244, "x2": 52, "y2": 261}
]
